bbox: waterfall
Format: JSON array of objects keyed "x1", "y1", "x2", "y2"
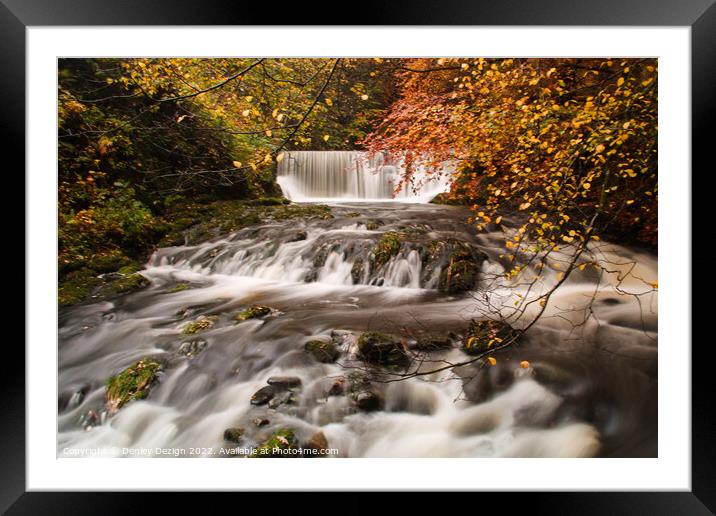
[{"x1": 276, "y1": 151, "x2": 453, "y2": 202}]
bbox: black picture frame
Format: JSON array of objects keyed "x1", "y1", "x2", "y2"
[{"x1": 6, "y1": 0, "x2": 713, "y2": 513}]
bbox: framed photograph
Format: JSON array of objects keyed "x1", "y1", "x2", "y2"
[{"x1": 8, "y1": 0, "x2": 713, "y2": 512}]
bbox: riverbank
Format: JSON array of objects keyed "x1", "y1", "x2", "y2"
[{"x1": 58, "y1": 197, "x2": 332, "y2": 306}]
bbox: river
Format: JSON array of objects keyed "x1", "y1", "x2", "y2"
[{"x1": 58, "y1": 152, "x2": 657, "y2": 458}]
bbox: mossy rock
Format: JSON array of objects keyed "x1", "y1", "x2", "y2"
[
  {"x1": 182, "y1": 315, "x2": 218, "y2": 334},
  {"x1": 223, "y1": 427, "x2": 245, "y2": 444},
  {"x1": 243, "y1": 197, "x2": 291, "y2": 206},
  {"x1": 236, "y1": 305, "x2": 273, "y2": 321},
  {"x1": 88, "y1": 252, "x2": 133, "y2": 273},
  {"x1": 371, "y1": 232, "x2": 402, "y2": 268},
  {"x1": 168, "y1": 283, "x2": 190, "y2": 293},
  {"x1": 415, "y1": 334, "x2": 454, "y2": 351},
  {"x1": 305, "y1": 340, "x2": 339, "y2": 363},
  {"x1": 357, "y1": 331, "x2": 407, "y2": 365},
  {"x1": 462, "y1": 319, "x2": 519, "y2": 356},
  {"x1": 251, "y1": 428, "x2": 298, "y2": 458},
  {"x1": 112, "y1": 273, "x2": 150, "y2": 293},
  {"x1": 438, "y1": 246, "x2": 487, "y2": 294},
  {"x1": 58, "y1": 269, "x2": 103, "y2": 307},
  {"x1": 365, "y1": 220, "x2": 383, "y2": 231},
  {"x1": 105, "y1": 358, "x2": 162, "y2": 414},
  {"x1": 429, "y1": 192, "x2": 464, "y2": 205}
]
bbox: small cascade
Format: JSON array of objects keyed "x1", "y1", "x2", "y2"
[{"x1": 276, "y1": 151, "x2": 453, "y2": 202}]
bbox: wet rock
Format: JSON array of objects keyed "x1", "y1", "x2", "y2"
[
  {"x1": 251, "y1": 428, "x2": 298, "y2": 458},
  {"x1": 351, "y1": 258, "x2": 364, "y2": 284},
  {"x1": 253, "y1": 417, "x2": 270, "y2": 427},
  {"x1": 286, "y1": 230, "x2": 308, "y2": 242},
  {"x1": 250, "y1": 385, "x2": 276, "y2": 406},
  {"x1": 328, "y1": 378, "x2": 346, "y2": 396},
  {"x1": 268, "y1": 389, "x2": 296, "y2": 409},
  {"x1": 105, "y1": 358, "x2": 162, "y2": 415},
  {"x1": 365, "y1": 220, "x2": 383, "y2": 231},
  {"x1": 223, "y1": 427, "x2": 245, "y2": 444},
  {"x1": 304, "y1": 431, "x2": 329, "y2": 455},
  {"x1": 178, "y1": 339, "x2": 208, "y2": 358},
  {"x1": 370, "y1": 232, "x2": 402, "y2": 268},
  {"x1": 181, "y1": 315, "x2": 218, "y2": 334},
  {"x1": 355, "y1": 390, "x2": 383, "y2": 412},
  {"x1": 305, "y1": 340, "x2": 339, "y2": 363},
  {"x1": 414, "y1": 334, "x2": 453, "y2": 351},
  {"x1": 267, "y1": 376, "x2": 302, "y2": 389},
  {"x1": 236, "y1": 305, "x2": 273, "y2": 321},
  {"x1": 438, "y1": 244, "x2": 488, "y2": 294},
  {"x1": 357, "y1": 331, "x2": 408, "y2": 365},
  {"x1": 461, "y1": 320, "x2": 519, "y2": 356}
]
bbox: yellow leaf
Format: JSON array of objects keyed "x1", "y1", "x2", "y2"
[
  {"x1": 360, "y1": 94, "x2": 369, "y2": 101},
  {"x1": 325, "y1": 98, "x2": 333, "y2": 106},
  {"x1": 617, "y1": 77, "x2": 625, "y2": 87},
  {"x1": 272, "y1": 108, "x2": 279, "y2": 118},
  {"x1": 323, "y1": 134, "x2": 330, "y2": 142},
  {"x1": 495, "y1": 216, "x2": 502, "y2": 225},
  {"x1": 276, "y1": 152, "x2": 285, "y2": 163},
  {"x1": 595, "y1": 144, "x2": 605, "y2": 154},
  {"x1": 242, "y1": 109, "x2": 250, "y2": 117},
  {"x1": 466, "y1": 336, "x2": 476, "y2": 349},
  {"x1": 232, "y1": 161, "x2": 242, "y2": 168},
  {"x1": 487, "y1": 357, "x2": 497, "y2": 366},
  {"x1": 245, "y1": 96, "x2": 253, "y2": 102},
  {"x1": 519, "y1": 360, "x2": 530, "y2": 369},
  {"x1": 265, "y1": 129, "x2": 272, "y2": 137}
]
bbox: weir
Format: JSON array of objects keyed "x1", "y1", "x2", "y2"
[{"x1": 276, "y1": 151, "x2": 453, "y2": 202}]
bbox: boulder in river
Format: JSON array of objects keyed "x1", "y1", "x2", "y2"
[
  {"x1": 266, "y1": 376, "x2": 302, "y2": 389},
  {"x1": 223, "y1": 427, "x2": 245, "y2": 444},
  {"x1": 461, "y1": 319, "x2": 520, "y2": 355},
  {"x1": 437, "y1": 244, "x2": 488, "y2": 294},
  {"x1": 251, "y1": 428, "x2": 298, "y2": 457},
  {"x1": 305, "y1": 339, "x2": 339, "y2": 363},
  {"x1": 304, "y1": 431, "x2": 329, "y2": 455},
  {"x1": 250, "y1": 385, "x2": 276, "y2": 405},
  {"x1": 414, "y1": 333, "x2": 454, "y2": 351},
  {"x1": 357, "y1": 331, "x2": 408, "y2": 365},
  {"x1": 355, "y1": 390, "x2": 383, "y2": 412},
  {"x1": 105, "y1": 358, "x2": 162, "y2": 414},
  {"x1": 236, "y1": 305, "x2": 273, "y2": 321},
  {"x1": 178, "y1": 339, "x2": 207, "y2": 358},
  {"x1": 181, "y1": 315, "x2": 218, "y2": 334}
]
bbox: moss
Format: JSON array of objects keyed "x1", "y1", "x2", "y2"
[
  {"x1": 182, "y1": 315, "x2": 218, "y2": 334},
  {"x1": 357, "y1": 331, "x2": 407, "y2": 365},
  {"x1": 462, "y1": 319, "x2": 519, "y2": 356},
  {"x1": 112, "y1": 273, "x2": 150, "y2": 294},
  {"x1": 371, "y1": 232, "x2": 402, "y2": 268},
  {"x1": 236, "y1": 305, "x2": 273, "y2": 321},
  {"x1": 58, "y1": 269, "x2": 103, "y2": 307},
  {"x1": 242, "y1": 197, "x2": 291, "y2": 206},
  {"x1": 415, "y1": 334, "x2": 454, "y2": 351},
  {"x1": 365, "y1": 220, "x2": 382, "y2": 231},
  {"x1": 88, "y1": 251, "x2": 132, "y2": 273},
  {"x1": 169, "y1": 283, "x2": 190, "y2": 293},
  {"x1": 251, "y1": 428, "x2": 298, "y2": 458},
  {"x1": 117, "y1": 263, "x2": 141, "y2": 275},
  {"x1": 438, "y1": 246, "x2": 487, "y2": 294},
  {"x1": 105, "y1": 358, "x2": 162, "y2": 413},
  {"x1": 305, "y1": 340, "x2": 339, "y2": 363},
  {"x1": 223, "y1": 427, "x2": 245, "y2": 444}
]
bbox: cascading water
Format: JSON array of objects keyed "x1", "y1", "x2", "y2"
[
  {"x1": 276, "y1": 151, "x2": 453, "y2": 202},
  {"x1": 58, "y1": 168, "x2": 657, "y2": 459}
]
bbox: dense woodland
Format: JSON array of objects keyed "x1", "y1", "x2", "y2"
[{"x1": 58, "y1": 57, "x2": 657, "y2": 305}]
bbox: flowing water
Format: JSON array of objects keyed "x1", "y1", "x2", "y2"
[{"x1": 58, "y1": 153, "x2": 658, "y2": 458}]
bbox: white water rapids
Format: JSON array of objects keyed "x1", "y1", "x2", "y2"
[{"x1": 58, "y1": 154, "x2": 657, "y2": 458}]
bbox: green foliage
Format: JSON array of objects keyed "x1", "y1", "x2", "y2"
[
  {"x1": 371, "y1": 232, "x2": 402, "y2": 267},
  {"x1": 105, "y1": 358, "x2": 162, "y2": 413},
  {"x1": 236, "y1": 305, "x2": 273, "y2": 321},
  {"x1": 251, "y1": 428, "x2": 297, "y2": 457}
]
